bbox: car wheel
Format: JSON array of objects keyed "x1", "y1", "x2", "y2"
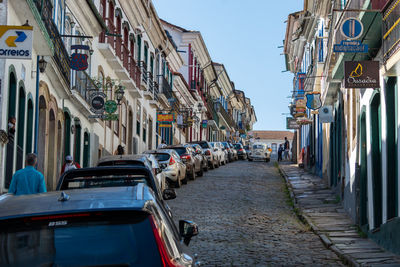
[
  {"x1": 175, "y1": 176, "x2": 182, "y2": 188},
  {"x1": 248, "y1": 158, "x2": 253, "y2": 162},
  {"x1": 266, "y1": 158, "x2": 270, "y2": 163},
  {"x1": 197, "y1": 167, "x2": 204, "y2": 177},
  {"x1": 210, "y1": 161, "x2": 215, "y2": 169},
  {"x1": 216, "y1": 160, "x2": 220, "y2": 168},
  {"x1": 188, "y1": 168, "x2": 196, "y2": 180},
  {"x1": 203, "y1": 161, "x2": 209, "y2": 172}
]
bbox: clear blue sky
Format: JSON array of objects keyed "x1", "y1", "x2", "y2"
[{"x1": 153, "y1": 0, "x2": 303, "y2": 130}]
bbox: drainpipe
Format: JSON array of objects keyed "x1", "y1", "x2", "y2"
[{"x1": 34, "y1": 55, "x2": 40, "y2": 154}]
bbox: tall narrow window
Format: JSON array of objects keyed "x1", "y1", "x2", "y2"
[
  {"x1": 143, "y1": 109, "x2": 147, "y2": 142},
  {"x1": 136, "y1": 101, "x2": 141, "y2": 136},
  {"x1": 121, "y1": 102, "x2": 127, "y2": 144}
]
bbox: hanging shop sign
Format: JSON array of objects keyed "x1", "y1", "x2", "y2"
[
  {"x1": 333, "y1": 40, "x2": 368, "y2": 53},
  {"x1": 177, "y1": 114, "x2": 184, "y2": 126},
  {"x1": 344, "y1": 61, "x2": 380, "y2": 88},
  {"x1": 89, "y1": 92, "x2": 106, "y2": 114},
  {"x1": 306, "y1": 92, "x2": 322, "y2": 110},
  {"x1": 70, "y1": 45, "x2": 89, "y2": 71},
  {"x1": 319, "y1": 106, "x2": 333, "y2": 123},
  {"x1": 296, "y1": 117, "x2": 313, "y2": 125},
  {"x1": 201, "y1": 120, "x2": 208, "y2": 128},
  {"x1": 341, "y1": 17, "x2": 363, "y2": 40},
  {"x1": 286, "y1": 117, "x2": 301, "y2": 129},
  {"x1": 157, "y1": 113, "x2": 174, "y2": 123},
  {"x1": 294, "y1": 98, "x2": 306, "y2": 117},
  {"x1": 0, "y1": 25, "x2": 33, "y2": 59},
  {"x1": 159, "y1": 123, "x2": 172, "y2": 128},
  {"x1": 104, "y1": 100, "x2": 118, "y2": 114}
]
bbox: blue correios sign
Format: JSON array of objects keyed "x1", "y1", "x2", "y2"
[{"x1": 333, "y1": 40, "x2": 368, "y2": 53}]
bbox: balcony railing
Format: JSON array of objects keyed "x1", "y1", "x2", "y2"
[
  {"x1": 206, "y1": 97, "x2": 219, "y2": 126},
  {"x1": 74, "y1": 71, "x2": 99, "y2": 103},
  {"x1": 161, "y1": 76, "x2": 173, "y2": 99},
  {"x1": 148, "y1": 72, "x2": 154, "y2": 94},
  {"x1": 33, "y1": 0, "x2": 70, "y2": 84},
  {"x1": 140, "y1": 61, "x2": 148, "y2": 84},
  {"x1": 217, "y1": 102, "x2": 236, "y2": 128},
  {"x1": 383, "y1": 0, "x2": 400, "y2": 62}
]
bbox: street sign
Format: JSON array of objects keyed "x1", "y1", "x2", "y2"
[
  {"x1": 319, "y1": 106, "x2": 333, "y2": 123},
  {"x1": 89, "y1": 92, "x2": 106, "y2": 114},
  {"x1": 287, "y1": 117, "x2": 301, "y2": 129},
  {"x1": 344, "y1": 61, "x2": 380, "y2": 88},
  {"x1": 201, "y1": 120, "x2": 208, "y2": 128},
  {"x1": 157, "y1": 113, "x2": 174, "y2": 122},
  {"x1": 341, "y1": 17, "x2": 363, "y2": 40},
  {"x1": 333, "y1": 40, "x2": 368, "y2": 53},
  {"x1": 0, "y1": 26, "x2": 33, "y2": 59},
  {"x1": 104, "y1": 100, "x2": 118, "y2": 114},
  {"x1": 70, "y1": 53, "x2": 89, "y2": 71},
  {"x1": 306, "y1": 92, "x2": 322, "y2": 110}
]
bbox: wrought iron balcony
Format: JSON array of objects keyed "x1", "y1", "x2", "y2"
[
  {"x1": 33, "y1": 0, "x2": 71, "y2": 84},
  {"x1": 216, "y1": 102, "x2": 236, "y2": 128},
  {"x1": 206, "y1": 97, "x2": 219, "y2": 126},
  {"x1": 383, "y1": 0, "x2": 400, "y2": 62}
]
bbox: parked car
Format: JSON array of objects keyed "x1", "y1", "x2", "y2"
[
  {"x1": 144, "y1": 149, "x2": 187, "y2": 188},
  {"x1": 234, "y1": 143, "x2": 247, "y2": 159},
  {"x1": 0, "y1": 185, "x2": 200, "y2": 266},
  {"x1": 189, "y1": 141, "x2": 218, "y2": 169},
  {"x1": 222, "y1": 142, "x2": 234, "y2": 162},
  {"x1": 229, "y1": 143, "x2": 239, "y2": 160},
  {"x1": 248, "y1": 142, "x2": 271, "y2": 162},
  {"x1": 97, "y1": 154, "x2": 166, "y2": 192},
  {"x1": 210, "y1": 142, "x2": 226, "y2": 165},
  {"x1": 190, "y1": 143, "x2": 209, "y2": 172},
  {"x1": 162, "y1": 144, "x2": 202, "y2": 180}
]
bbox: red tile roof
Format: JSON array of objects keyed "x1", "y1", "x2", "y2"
[{"x1": 250, "y1": 131, "x2": 294, "y2": 141}]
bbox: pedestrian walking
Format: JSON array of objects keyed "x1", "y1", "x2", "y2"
[
  {"x1": 61, "y1": 155, "x2": 81, "y2": 175},
  {"x1": 115, "y1": 145, "x2": 125, "y2": 155},
  {"x1": 8, "y1": 153, "x2": 46, "y2": 196},
  {"x1": 284, "y1": 137, "x2": 290, "y2": 160},
  {"x1": 278, "y1": 144, "x2": 284, "y2": 162}
]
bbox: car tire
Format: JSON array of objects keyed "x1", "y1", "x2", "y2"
[
  {"x1": 216, "y1": 160, "x2": 220, "y2": 168},
  {"x1": 175, "y1": 176, "x2": 182, "y2": 188},
  {"x1": 197, "y1": 167, "x2": 204, "y2": 177},
  {"x1": 210, "y1": 161, "x2": 215, "y2": 169},
  {"x1": 248, "y1": 158, "x2": 253, "y2": 162},
  {"x1": 266, "y1": 158, "x2": 270, "y2": 163},
  {"x1": 188, "y1": 168, "x2": 196, "y2": 180},
  {"x1": 203, "y1": 161, "x2": 209, "y2": 172}
]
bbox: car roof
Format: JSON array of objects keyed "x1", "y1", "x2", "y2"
[
  {"x1": 0, "y1": 184, "x2": 155, "y2": 220},
  {"x1": 56, "y1": 166, "x2": 157, "y2": 192},
  {"x1": 144, "y1": 149, "x2": 175, "y2": 154},
  {"x1": 98, "y1": 154, "x2": 150, "y2": 163}
]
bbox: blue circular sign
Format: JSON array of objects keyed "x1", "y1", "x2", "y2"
[{"x1": 341, "y1": 17, "x2": 363, "y2": 40}]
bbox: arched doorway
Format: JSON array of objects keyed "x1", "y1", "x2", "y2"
[
  {"x1": 370, "y1": 92, "x2": 382, "y2": 228},
  {"x1": 74, "y1": 119, "x2": 82, "y2": 165},
  {"x1": 359, "y1": 108, "x2": 368, "y2": 228},
  {"x1": 26, "y1": 99, "x2": 34, "y2": 153},
  {"x1": 16, "y1": 86, "x2": 26, "y2": 170},
  {"x1": 5, "y1": 71, "x2": 17, "y2": 188},
  {"x1": 37, "y1": 96, "x2": 47, "y2": 175},
  {"x1": 83, "y1": 132, "x2": 90, "y2": 167},
  {"x1": 46, "y1": 109, "x2": 56, "y2": 190}
]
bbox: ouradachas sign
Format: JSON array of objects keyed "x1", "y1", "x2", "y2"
[{"x1": 344, "y1": 61, "x2": 380, "y2": 88}]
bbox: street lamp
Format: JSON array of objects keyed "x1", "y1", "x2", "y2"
[
  {"x1": 115, "y1": 85, "x2": 125, "y2": 105},
  {"x1": 38, "y1": 56, "x2": 47, "y2": 73}
]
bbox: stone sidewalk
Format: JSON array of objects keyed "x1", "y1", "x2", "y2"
[{"x1": 278, "y1": 162, "x2": 400, "y2": 266}]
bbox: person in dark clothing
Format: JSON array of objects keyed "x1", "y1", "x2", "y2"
[
  {"x1": 284, "y1": 137, "x2": 290, "y2": 160},
  {"x1": 116, "y1": 145, "x2": 125, "y2": 155},
  {"x1": 278, "y1": 144, "x2": 284, "y2": 162}
]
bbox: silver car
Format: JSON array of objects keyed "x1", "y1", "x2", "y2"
[
  {"x1": 97, "y1": 154, "x2": 167, "y2": 192},
  {"x1": 210, "y1": 142, "x2": 227, "y2": 166},
  {"x1": 144, "y1": 149, "x2": 187, "y2": 188}
]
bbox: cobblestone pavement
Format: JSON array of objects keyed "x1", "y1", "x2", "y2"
[{"x1": 168, "y1": 160, "x2": 345, "y2": 266}]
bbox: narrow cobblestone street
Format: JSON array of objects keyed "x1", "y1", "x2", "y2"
[{"x1": 169, "y1": 160, "x2": 344, "y2": 266}]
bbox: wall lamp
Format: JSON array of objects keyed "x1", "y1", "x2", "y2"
[{"x1": 38, "y1": 56, "x2": 47, "y2": 73}]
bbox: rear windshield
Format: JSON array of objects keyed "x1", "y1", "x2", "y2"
[
  {"x1": 59, "y1": 175, "x2": 149, "y2": 190},
  {"x1": 222, "y1": 142, "x2": 229, "y2": 148},
  {"x1": 234, "y1": 144, "x2": 242, "y2": 149},
  {"x1": 0, "y1": 211, "x2": 162, "y2": 267},
  {"x1": 98, "y1": 160, "x2": 145, "y2": 167},
  {"x1": 197, "y1": 142, "x2": 209, "y2": 149},
  {"x1": 171, "y1": 147, "x2": 187, "y2": 156},
  {"x1": 153, "y1": 153, "x2": 170, "y2": 162}
]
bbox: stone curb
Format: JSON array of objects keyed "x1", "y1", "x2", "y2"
[{"x1": 277, "y1": 163, "x2": 359, "y2": 267}]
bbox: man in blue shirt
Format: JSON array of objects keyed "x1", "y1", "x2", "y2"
[{"x1": 8, "y1": 153, "x2": 47, "y2": 195}]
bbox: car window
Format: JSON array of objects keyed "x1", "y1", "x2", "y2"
[
  {"x1": 153, "y1": 153, "x2": 170, "y2": 162},
  {"x1": 98, "y1": 160, "x2": 145, "y2": 167},
  {"x1": 171, "y1": 147, "x2": 187, "y2": 156},
  {"x1": 0, "y1": 211, "x2": 162, "y2": 267},
  {"x1": 61, "y1": 175, "x2": 149, "y2": 190},
  {"x1": 253, "y1": 145, "x2": 265, "y2": 150},
  {"x1": 234, "y1": 144, "x2": 242, "y2": 149},
  {"x1": 198, "y1": 142, "x2": 209, "y2": 149}
]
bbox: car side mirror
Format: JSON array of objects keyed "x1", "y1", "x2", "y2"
[
  {"x1": 160, "y1": 163, "x2": 167, "y2": 170},
  {"x1": 163, "y1": 188, "x2": 177, "y2": 200},
  {"x1": 156, "y1": 168, "x2": 163, "y2": 174},
  {"x1": 179, "y1": 220, "x2": 198, "y2": 246}
]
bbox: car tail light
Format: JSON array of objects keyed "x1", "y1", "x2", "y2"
[
  {"x1": 239, "y1": 148, "x2": 243, "y2": 151},
  {"x1": 150, "y1": 216, "x2": 183, "y2": 267},
  {"x1": 181, "y1": 154, "x2": 191, "y2": 161},
  {"x1": 205, "y1": 150, "x2": 211, "y2": 156},
  {"x1": 169, "y1": 157, "x2": 175, "y2": 165}
]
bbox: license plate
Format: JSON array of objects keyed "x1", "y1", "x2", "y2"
[{"x1": 256, "y1": 152, "x2": 261, "y2": 155}]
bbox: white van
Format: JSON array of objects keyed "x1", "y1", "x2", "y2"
[{"x1": 248, "y1": 142, "x2": 271, "y2": 162}]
